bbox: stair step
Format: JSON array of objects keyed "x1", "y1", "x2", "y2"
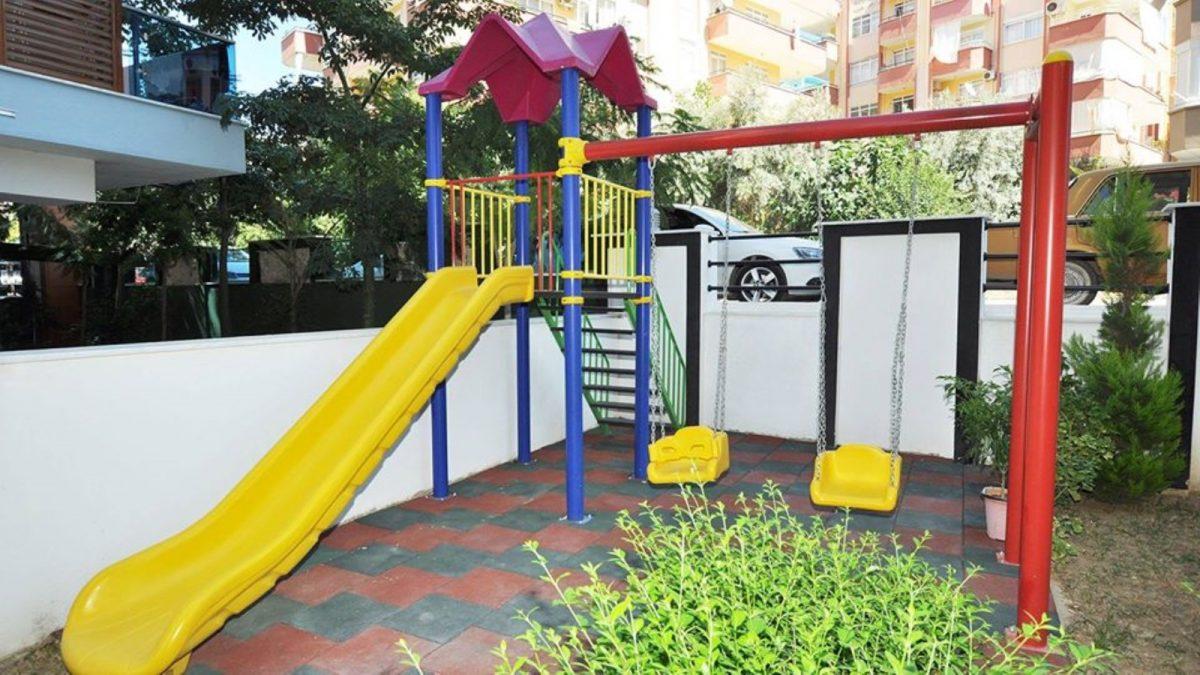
[
  {"x1": 598, "y1": 417, "x2": 636, "y2": 427},
  {"x1": 584, "y1": 384, "x2": 637, "y2": 394},
  {"x1": 583, "y1": 348, "x2": 636, "y2": 357},
  {"x1": 584, "y1": 366, "x2": 636, "y2": 376},
  {"x1": 594, "y1": 401, "x2": 636, "y2": 411},
  {"x1": 551, "y1": 326, "x2": 634, "y2": 336}
]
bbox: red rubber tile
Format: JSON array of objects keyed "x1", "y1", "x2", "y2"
[
  {"x1": 459, "y1": 492, "x2": 526, "y2": 515},
  {"x1": 439, "y1": 567, "x2": 538, "y2": 609},
  {"x1": 585, "y1": 468, "x2": 630, "y2": 485},
  {"x1": 894, "y1": 527, "x2": 963, "y2": 556},
  {"x1": 963, "y1": 526, "x2": 1002, "y2": 550},
  {"x1": 523, "y1": 491, "x2": 566, "y2": 513},
  {"x1": 402, "y1": 497, "x2": 464, "y2": 514},
  {"x1": 591, "y1": 493, "x2": 646, "y2": 513},
  {"x1": 420, "y1": 627, "x2": 528, "y2": 673},
  {"x1": 319, "y1": 522, "x2": 394, "y2": 551},
  {"x1": 456, "y1": 524, "x2": 535, "y2": 554},
  {"x1": 202, "y1": 624, "x2": 335, "y2": 674},
  {"x1": 355, "y1": 566, "x2": 454, "y2": 608},
  {"x1": 531, "y1": 522, "x2": 603, "y2": 554},
  {"x1": 275, "y1": 564, "x2": 375, "y2": 605},
  {"x1": 965, "y1": 571, "x2": 1019, "y2": 605},
  {"x1": 190, "y1": 632, "x2": 244, "y2": 670},
  {"x1": 742, "y1": 470, "x2": 800, "y2": 486},
  {"x1": 381, "y1": 524, "x2": 464, "y2": 553},
  {"x1": 900, "y1": 495, "x2": 963, "y2": 518},
  {"x1": 306, "y1": 626, "x2": 434, "y2": 675}
]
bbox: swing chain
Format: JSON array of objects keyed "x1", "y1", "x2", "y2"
[
  {"x1": 814, "y1": 143, "x2": 828, "y2": 481},
  {"x1": 648, "y1": 158, "x2": 667, "y2": 444},
  {"x1": 713, "y1": 150, "x2": 734, "y2": 432},
  {"x1": 886, "y1": 136, "x2": 921, "y2": 486}
]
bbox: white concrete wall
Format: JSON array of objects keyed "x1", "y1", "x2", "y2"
[{"x1": 0, "y1": 318, "x2": 585, "y2": 656}]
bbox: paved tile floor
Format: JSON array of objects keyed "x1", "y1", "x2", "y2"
[{"x1": 188, "y1": 429, "x2": 1024, "y2": 674}]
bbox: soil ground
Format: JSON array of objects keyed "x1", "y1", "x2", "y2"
[
  {"x1": 0, "y1": 633, "x2": 65, "y2": 675},
  {"x1": 1056, "y1": 491, "x2": 1200, "y2": 674}
]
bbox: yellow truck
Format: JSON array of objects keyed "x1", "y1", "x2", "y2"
[{"x1": 987, "y1": 161, "x2": 1191, "y2": 304}]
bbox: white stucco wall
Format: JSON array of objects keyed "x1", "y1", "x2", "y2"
[{"x1": 0, "y1": 317, "x2": 586, "y2": 656}]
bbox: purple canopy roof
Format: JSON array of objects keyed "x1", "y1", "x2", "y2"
[{"x1": 418, "y1": 12, "x2": 657, "y2": 124}]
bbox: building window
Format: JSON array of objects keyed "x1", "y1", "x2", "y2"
[
  {"x1": 851, "y1": 13, "x2": 874, "y2": 37},
  {"x1": 1003, "y1": 14, "x2": 1043, "y2": 45},
  {"x1": 744, "y1": 7, "x2": 771, "y2": 24},
  {"x1": 516, "y1": 0, "x2": 553, "y2": 13},
  {"x1": 849, "y1": 57, "x2": 878, "y2": 85},
  {"x1": 960, "y1": 28, "x2": 986, "y2": 47},
  {"x1": 850, "y1": 103, "x2": 879, "y2": 117},
  {"x1": 576, "y1": 0, "x2": 616, "y2": 27},
  {"x1": 998, "y1": 67, "x2": 1039, "y2": 97},
  {"x1": 893, "y1": 1, "x2": 915, "y2": 18},
  {"x1": 708, "y1": 51, "x2": 727, "y2": 75},
  {"x1": 891, "y1": 95, "x2": 914, "y2": 113},
  {"x1": 887, "y1": 46, "x2": 915, "y2": 67}
]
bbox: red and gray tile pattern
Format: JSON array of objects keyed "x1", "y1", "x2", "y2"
[{"x1": 188, "y1": 431, "x2": 1022, "y2": 674}]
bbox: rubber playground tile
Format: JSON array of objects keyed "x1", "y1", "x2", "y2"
[
  {"x1": 189, "y1": 632, "x2": 243, "y2": 671},
  {"x1": 221, "y1": 594, "x2": 310, "y2": 640},
  {"x1": 379, "y1": 594, "x2": 492, "y2": 643},
  {"x1": 287, "y1": 592, "x2": 407, "y2": 642},
  {"x1": 326, "y1": 544, "x2": 417, "y2": 577},
  {"x1": 531, "y1": 522, "x2": 605, "y2": 554},
  {"x1": 421, "y1": 626, "x2": 532, "y2": 673},
  {"x1": 380, "y1": 523, "x2": 464, "y2": 553},
  {"x1": 487, "y1": 508, "x2": 565, "y2": 532},
  {"x1": 438, "y1": 567, "x2": 540, "y2": 609},
  {"x1": 455, "y1": 523, "x2": 537, "y2": 554},
  {"x1": 898, "y1": 494, "x2": 963, "y2": 518},
  {"x1": 482, "y1": 544, "x2": 574, "y2": 578},
  {"x1": 894, "y1": 527, "x2": 964, "y2": 557},
  {"x1": 417, "y1": 506, "x2": 495, "y2": 532},
  {"x1": 907, "y1": 471, "x2": 964, "y2": 487},
  {"x1": 475, "y1": 594, "x2": 575, "y2": 638},
  {"x1": 824, "y1": 510, "x2": 896, "y2": 534},
  {"x1": 306, "y1": 625, "x2": 432, "y2": 675},
  {"x1": 905, "y1": 480, "x2": 969, "y2": 499},
  {"x1": 354, "y1": 566, "x2": 455, "y2": 608},
  {"x1": 963, "y1": 508, "x2": 987, "y2": 529},
  {"x1": 917, "y1": 550, "x2": 966, "y2": 579},
  {"x1": 566, "y1": 545, "x2": 626, "y2": 577},
  {"x1": 396, "y1": 544, "x2": 491, "y2": 577},
  {"x1": 964, "y1": 571, "x2": 1019, "y2": 605},
  {"x1": 963, "y1": 546, "x2": 1020, "y2": 578},
  {"x1": 318, "y1": 522, "x2": 394, "y2": 551},
  {"x1": 293, "y1": 546, "x2": 348, "y2": 574},
  {"x1": 356, "y1": 506, "x2": 427, "y2": 532},
  {"x1": 275, "y1": 564, "x2": 376, "y2": 606},
  {"x1": 896, "y1": 509, "x2": 962, "y2": 534},
  {"x1": 183, "y1": 663, "x2": 222, "y2": 675},
  {"x1": 494, "y1": 478, "x2": 559, "y2": 497},
  {"x1": 199, "y1": 623, "x2": 336, "y2": 674},
  {"x1": 963, "y1": 525, "x2": 1000, "y2": 550},
  {"x1": 458, "y1": 491, "x2": 528, "y2": 515}
]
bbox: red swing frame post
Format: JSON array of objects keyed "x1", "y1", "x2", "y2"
[{"x1": 579, "y1": 54, "x2": 1073, "y2": 646}]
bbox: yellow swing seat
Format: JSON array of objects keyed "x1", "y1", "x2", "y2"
[
  {"x1": 809, "y1": 444, "x2": 903, "y2": 512},
  {"x1": 647, "y1": 426, "x2": 730, "y2": 485}
]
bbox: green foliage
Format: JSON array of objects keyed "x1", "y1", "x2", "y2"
[
  {"x1": 398, "y1": 485, "x2": 1112, "y2": 672},
  {"x1": 942, "y1": 368, "x2": 1101, "y2": 503},
  {"x1": 1052, "y1": 515, "x2": 1084, "y2": 562}
]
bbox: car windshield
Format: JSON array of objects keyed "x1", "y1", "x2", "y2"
[{"x1": 687, "y1": 206, "x2": 760, "y2": 233}]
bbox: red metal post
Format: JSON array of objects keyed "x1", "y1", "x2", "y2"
[
  {"x1": 1016, "y1": 52, "x2": 1073, "y2": 645},
  {"x1": 585, "y1": 101, "x2": 1033, "y2": 162},
  {"x1": 1003, "y1": 129, "x2": 1039, "y2": 565}
]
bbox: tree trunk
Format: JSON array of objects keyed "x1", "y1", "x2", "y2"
[{"x1": 362, "y1": 249, "x2": 376, "y2": 328}]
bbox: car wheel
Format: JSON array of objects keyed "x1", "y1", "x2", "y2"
[
  {"x1": 731, "y1": 261, "x2": 787, "y2": 302},
  {"x1": 1063, "y1": 259, "x2": 1100, "y2": 306}
]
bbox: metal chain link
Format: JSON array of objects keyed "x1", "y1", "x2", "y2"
[
  {"x1": 886, "y1": 136, "x2": 921, "y2": 485},
  {"x1": 647, "y1": 158, "x2": 667, "y2": 443},
  {"x1": 814, "y1": 144, "x2": 828, "y2": 481},
  {"x1": 713, "y1": 150, "x2": 733, "y2": 431}
]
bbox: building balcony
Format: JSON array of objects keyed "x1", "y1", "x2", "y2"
[
  {"x1": 706, "y1": 8, "x2": 829, "y2": 79},
  {"x1": 878, "y1": 61, "x2": 916, "y2": 92},
  {"x1": 879, "y1": 10, "x2": 916, "y2": 45},
  {"x1": 931, "y1": 0, "x2": 991, "y2": 25},
  {"x1": 1048, "y1": 10, "x2": 1147, "y2": 51},
  {"x1": 930, "y1": 46, "x2": 993, "y2": 80},
  {"x1": 0, "y1": 2, "x2": 245, "y2": 203}
]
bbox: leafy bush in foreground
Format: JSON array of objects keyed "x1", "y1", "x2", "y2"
[{"x1": 439, "y1": 485, "x2": 1109, "y2": 673}]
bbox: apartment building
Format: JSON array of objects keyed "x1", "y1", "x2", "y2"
[
  {"x1": 284, "y1": 0, "x2": 837, "y2": 111},
  {"x1": 838, "y1": 0, "x2": 1173, "y2": 165},
  {"x1": 1171, "y1": 0, "x2": 1200, "y2": 159}
]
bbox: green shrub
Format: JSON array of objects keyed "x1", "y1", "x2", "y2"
[
  {"x1": 942, "y1": 370, "x2": 1102, "y2": 503},
  {"x1": 423, "y1": 485, "x2": 1110, "y2": 673}
]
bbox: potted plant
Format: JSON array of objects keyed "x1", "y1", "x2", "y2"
[{"x1": 941, "y1": 371, "x2": 1012, "y2": 540}]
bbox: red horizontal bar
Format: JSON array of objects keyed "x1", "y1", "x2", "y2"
[
  {"x1": 584, "y1": 101, "x2": 1035, "y2": 161},
  {"x1": 446, "y1": 171, "x2": 557, "y2": 186}
]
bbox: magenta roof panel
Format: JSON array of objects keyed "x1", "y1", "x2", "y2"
[{"x1": 418, "y1": 12, "x2": 657, "y2": 124}]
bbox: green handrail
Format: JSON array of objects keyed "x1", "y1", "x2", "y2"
[{"x1": 624, "y1": 289, "x2": 687, "y2": 429}]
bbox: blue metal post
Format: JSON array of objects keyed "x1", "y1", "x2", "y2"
[
  {"x1": 633, "y1": 105, "x2": 653, "y2": 480},
  {"x1": 514, "y1": 120, "x2": 533, "y2": 464},
  {"x1": 561, "y1": 69, "x2": 588, "y2": 522},
  {"x1": 425, "y1": 93, "x2": 451, "y2": 499}
]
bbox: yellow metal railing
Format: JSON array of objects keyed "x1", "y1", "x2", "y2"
[
  {"x1": 447, "y1": 183, "x2": 526, "y2": 276},
  {"x1": 581, "y1": 174, "x2": 639, "y2": 282}
]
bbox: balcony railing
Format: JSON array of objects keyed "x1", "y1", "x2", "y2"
[
  {"x1": 122, "y1": 6, "x2": 234, "y2": 114},
  {"x1": 879, "y1": 10, "x2": 916, "y2": 44},
  {"x1": 706, "y1": 7, "x2": 829, "y2": 79},
  {"x1": 878, "y1": 61, "x2": 916, "y2": 91}
]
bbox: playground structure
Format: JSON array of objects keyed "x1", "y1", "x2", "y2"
[{"x1": 58, "y1": 12, "x2": 1078, "y2": 673}]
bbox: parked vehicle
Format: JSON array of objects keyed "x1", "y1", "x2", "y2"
[
  {"x1": 987, "y1": 161, "x2": 1188, "y2": 304},
  {"x1": 656, "y1": 204, "x2": 822, "y2": 302}
]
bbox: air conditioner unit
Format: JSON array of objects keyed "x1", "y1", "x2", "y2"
[
  {"x1": 982, "y1": 70, "x2": 996, "y2": 81},
  {"x1": 1045, "y1": 1, "x2": 1064, "y2": 15}
]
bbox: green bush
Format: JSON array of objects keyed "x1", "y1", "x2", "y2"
[
  {"x1": 942, "y1": 370, "x2": 1101, "y2": 504},
  {"x1": 416, "y1": 486, "x2": 1110, "y2": 673}
]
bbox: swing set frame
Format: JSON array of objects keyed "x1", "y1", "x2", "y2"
[{"x1": 421, "y1": 11, "x2": 1074, "y2": 646}]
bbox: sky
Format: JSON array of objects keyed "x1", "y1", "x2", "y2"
[{"x1": 232, "y1": 23, "x2": 306, "y2": 94}]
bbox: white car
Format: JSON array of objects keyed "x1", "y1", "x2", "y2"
[{"x1": 656, "y1": 204, "x2": 822, "y2": 302}]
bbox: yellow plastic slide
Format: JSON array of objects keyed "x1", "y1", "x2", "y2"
[{"x1": 61, "y1": 266, "x2": 533, "y2": 675}]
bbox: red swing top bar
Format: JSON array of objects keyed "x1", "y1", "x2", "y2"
[{"x1": 584, "y1": 100, "x2": 1036, "y2": 162}]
